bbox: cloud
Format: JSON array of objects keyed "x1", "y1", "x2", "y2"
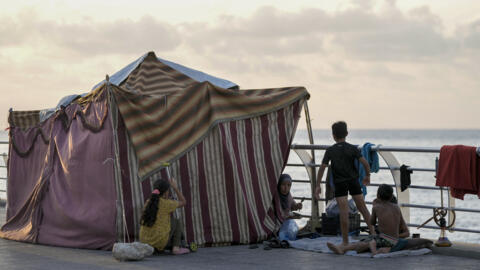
[
  {"x1": 180, "y1": 4, "x2": 463, "y2": 63},
  {"x1": 2, "y1": 3, "x2": 477, "y2": 63},
  {"x1": 461, "y1": 19, "x2": 480, "y2": 49},
  {"x1": 0, "y1": 12, "x2": 182, "y2": 55},
  {"x1": 331, "y1": 6, "x2": 455, "y2": 61}
]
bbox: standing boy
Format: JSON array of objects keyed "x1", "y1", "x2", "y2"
[{"x1": 314, "y1": 121, "x2": 375, "y2": 248}]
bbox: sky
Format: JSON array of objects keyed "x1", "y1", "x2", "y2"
[{"x1": 1, "y1": 0, "x2": 479, "y2": 130}]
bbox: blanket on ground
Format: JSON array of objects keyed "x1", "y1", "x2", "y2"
[{"x1": 288, "y1": 237, "x2": 432, "y2": 258}]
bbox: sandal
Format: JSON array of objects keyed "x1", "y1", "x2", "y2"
[{"x1": 268, "y1": 239, "x2": 282, "y2": 248}]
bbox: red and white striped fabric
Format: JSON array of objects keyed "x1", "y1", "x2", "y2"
[{"x1": 121, "y1": 100, "x2": 303, "y2": 246}]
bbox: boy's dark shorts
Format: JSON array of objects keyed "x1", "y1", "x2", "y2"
[{"x1": 334, "y1": 179, "x2": 362, "y2": 197}]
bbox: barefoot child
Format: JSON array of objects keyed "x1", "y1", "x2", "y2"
[
  {"x1": 140, "y1": 178, "x2": 190, "y2": 255},
  {"x1": 368, "y1": 184, "x2": 409, "y2": 255},
  {"x1": 314, "y1": 121, "x2": 375, "y2": 249},
  {"x1": 326, "y1": 184, "x2": 429, "y2": 256}
]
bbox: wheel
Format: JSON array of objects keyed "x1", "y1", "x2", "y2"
[{"x1": 432, "y1": 208, "x2": 456, "y2": 229}]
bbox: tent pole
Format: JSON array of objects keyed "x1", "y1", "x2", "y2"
[
  {"x1": 303, "y1": 101, "x2": 319, "y2": 231},
  {"x1": 106, "y1": 76, "x2": 129, "y2": 243}
]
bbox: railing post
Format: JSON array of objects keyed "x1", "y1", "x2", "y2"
[
  {"x1": 377, "y1": 150, "x2": 410, "y2": 223},
  {"x1": 303, "y1": 101, "x2": 320, "y2": 231}
]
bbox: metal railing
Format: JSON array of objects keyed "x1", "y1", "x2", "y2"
[
  {"x1": 0, "y1": 150, "x2": 6, "y2": 197},
  {"x1": 288, "y1": 143, "x2": 480, "y2": 235},
  {"x1": 1, "y1": 141, "x2": 8, "y2": 199},
  {"x1": 1, "y1": 139, "x2": 479, "y2": 235}
]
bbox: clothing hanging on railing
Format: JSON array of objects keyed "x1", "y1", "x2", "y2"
[
  {"x1": 400, "y1": 165, "x2": 412, "y2": 192},
  {"x1": 436, "y1": 145, "x2": 480, "y2": 200},
  {"x1": 357, "y1": 142, "x2": 380, "y2": 196},
  {"x1": 325, "y1": 167, "x2": 335, "y2": 204}
]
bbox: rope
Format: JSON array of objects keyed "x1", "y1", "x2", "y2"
[
  {"x1": 10, "y1": 100, "x2": 108, "y2": 158},
  {"x1": 10, "y1": 126, "x2": 50, "y2": 158}
]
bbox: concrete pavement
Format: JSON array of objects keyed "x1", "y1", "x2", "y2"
[{"x1": 1, "y1": 207, "x2": 479, "y2": 269}]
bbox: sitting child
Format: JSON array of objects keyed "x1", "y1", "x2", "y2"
[
  {"x1": 327, "y1": 184, "x2": 432, "y2": 256},
  {"x1": 277, "y1": 174, "x2": 303, "y2": 242},
  {"x1": 140, "y1": 178, "x2": 190, "y2": 255}
]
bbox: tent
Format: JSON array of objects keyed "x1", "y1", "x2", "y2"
[{"x1": 1, "y1": 52, "x2": 309, "y2": 250}]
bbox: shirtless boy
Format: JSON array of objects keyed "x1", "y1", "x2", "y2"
[
  {"x1": 327, "y1": 184, "x2": 412, "y2": 255},
  {"x1": 367, "y1": 184, "x2": 410, "y2": 255}
]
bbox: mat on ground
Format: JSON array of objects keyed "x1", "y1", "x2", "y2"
[{"x1": 288, "y1": 237, "x2": 432, "y2": 258}]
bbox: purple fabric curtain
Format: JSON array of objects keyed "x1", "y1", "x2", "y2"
[
  {"x1": 37, "y1": 103, "x2": 117, "y2": 249},
  {"x1": 1, "y1": 96, "x2": 117, "y2": 250},
  {"x1": 6, "y1": 120, "x2": 52, "y2": 220}
]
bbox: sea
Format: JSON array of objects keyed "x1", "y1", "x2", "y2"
[{"x1": 1, "y1": 129, "x2": 480, "y2": 244}]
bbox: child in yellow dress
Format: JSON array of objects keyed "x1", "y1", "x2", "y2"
[{"x1": 140, "y1": 178, "x2": 189, "y2": 255}]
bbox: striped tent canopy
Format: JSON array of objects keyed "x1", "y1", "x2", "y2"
[
  {"x1": 2, "y1": 52, "x2": 310, "y2": 249},
  {"x1": 8, "y1": 110, "x2": 41, "y2": 130},
  {"x1": 93, "y1": 51, "x2": 238, "y2": 92},
  {"x1": 111, "y1": 80, "x2": 308, "y2": 246},
  {"x1": 114, "y1": 81, "x2": 308, "y2": 179},
  {"x1": 9, "y1": 51, "x2": 238, "y2": 128}
]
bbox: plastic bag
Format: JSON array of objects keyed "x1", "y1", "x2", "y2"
[
  {"x1": 325, "y1": 198, "x2": 358, "y2": 217},
  {"x1": 278, "y1": 219, "x2": 299, "y2": 241},
  {"x1": 112, "y1": 242, "x2": 154, "y2": 261}
]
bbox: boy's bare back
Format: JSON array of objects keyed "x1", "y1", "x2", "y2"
[{"x1": 371, "y1": 199, "x2": 408, "y2": 238}]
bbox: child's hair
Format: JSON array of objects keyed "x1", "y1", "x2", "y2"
[
  {"x1": 140, "y1": 178, "x2": 170, "y2": 227},
  {"x1": 390, "y1": 195, "x2": 398, "y2": 204},
  {"x1": 377, "y1": 184, "x2": 394, "y2": 201},
  {"x1": 332, "y1": 121, "x2": 348, "y2": 139}
]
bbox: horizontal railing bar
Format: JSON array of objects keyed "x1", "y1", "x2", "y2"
[
  {"x1": 293, "y1": 197, "x2": 312, "y2": 201},
  {"x1": 292, "y1": 180, "x2": 311, "y2": 183},
  {"x1": 291, "y1": 144, "x2": 440, "y2": 153},
  {"x1": 286, "y1": 163, "x2": 435, "y2": 172},
  {"x1": 0, "y1": 177, "x2": 6, "y2": 180},
  {"x1": 293, "y1": 216, "x2": 480, "y2": 234},
  {"x1": 401, "y1": 203, "x2": 480, "y2": 214},
  {"x1": 408, "y1": 185, "x2": 441, "y2": 190},
  {"x1": 286, "y1": 164, "x2": 310, "y2": 167},
  {"x1": 316, "y1": 181, "x2": 441, "y2": 191},
  {"x1": 379, "y1": 166, "x2": 436, "y2": 172},
  {"x1": 286, "y1": 163, "x2": 322, "y2": 168},
  {"x1": 407, "y1": 224, "x2": 480, "y2": 234},
  {"x1": 0, "y1": 142, "x2": 8, "y2": 145},
  {"x1": 367, "y1": 183, "x2": 440, "y2": 190},
  {"x1": 357, "y1": 220, "x2": 480, "y2": 233},
  {"x1": 293, "y1": 195, "x2": 480, "y2": 214}
]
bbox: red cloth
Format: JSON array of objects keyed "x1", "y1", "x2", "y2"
[{"x1": 436, "y1": 145, "x2": 480, "y2": 200}]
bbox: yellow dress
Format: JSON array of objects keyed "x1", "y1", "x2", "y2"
[{"x1": 139, "y1": 198, "x2": 178, "y2": 250}]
